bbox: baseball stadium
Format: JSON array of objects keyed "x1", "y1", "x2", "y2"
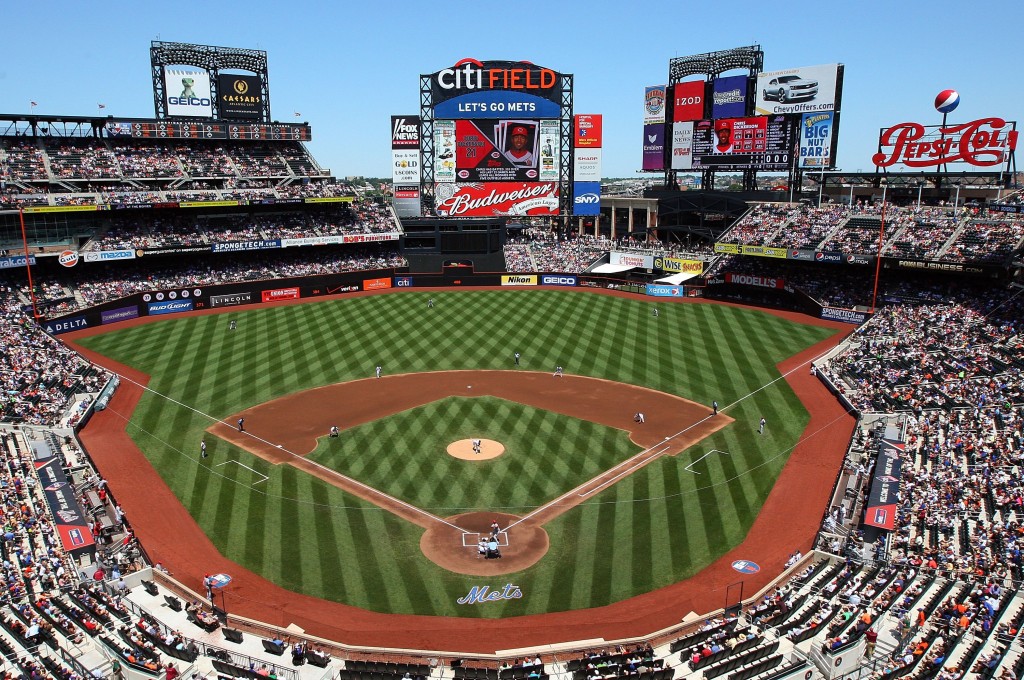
[{"x1": 0, "y1": 38, "x2": 1022, "y2": 680}]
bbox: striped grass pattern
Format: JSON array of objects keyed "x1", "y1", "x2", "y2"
[{"x1": 77, "y1": 290, "x2": 834, "y2": 617}]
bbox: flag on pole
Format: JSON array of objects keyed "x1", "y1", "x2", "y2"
[
  {"x1": 294, "y1": 112, "x2": 302, "y2": 118},
  {"x1": 30, "y1": 101, "x2": 38, "y2": 108},
  {"x1": 98, "y1": 103, "x2": 106, "y2": 109}
]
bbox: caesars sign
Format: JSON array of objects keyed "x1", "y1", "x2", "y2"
[
  {"x1": 217, "y1": 74, "x2": 262, "y2": 120},
  {"x1": 873, "y1": 117, "x2": 1017, "y2": 168},
  {"x1": 429, "y1": 59, "x2": 563, "y2": 119}
]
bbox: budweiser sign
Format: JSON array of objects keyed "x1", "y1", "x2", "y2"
[
  {"x1": 873, "y1": 117, "x2": 1017, "y2": 168},
  {"x1": 435, "y1": 182, "x2": 559, "y2": 217}
]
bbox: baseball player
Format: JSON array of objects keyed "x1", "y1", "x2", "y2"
[
  {"x1": 237, "y1": 417, "x2": 245, "y2": 432},
  {"x1": 514, "y1": 352, "x2": 520, "y2": 366},
  {"x1": 472, "y1": 438, "x2": 481, "y2": 455},
  {"x1": 229, "y1": 320, "x2": 236, "y2": 330},
  {"x1": 375, "y1": 366, "x2": 382, "y2": 379},
  {"x1": 553, "y1": 365, "x2": 563, "y2": 377},
  {"x1": 653, "y1": 308, "x2": 659, "y2": 317},
  {"x1": 428, "y1": 298, "x2": 434, "y2": 308},
  {"x1": 713, "y1": 401, "x2": 719, "y2": 416},
  {"x1": 200, "y1": 439, "x2": 207, "y2": 458},
  {"x1": 759, "y1": 417, "x2": 766, "y2": 434}
]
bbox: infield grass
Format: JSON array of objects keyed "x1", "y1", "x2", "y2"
[{"x1": 76, "y1": 289, "x2": 837, "y2": 617}]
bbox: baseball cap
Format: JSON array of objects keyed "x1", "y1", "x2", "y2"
[
  {"x1": 715, "y1": 121, "x2": 731, "y2": 132},
  {"x1": 511, "y1": 126, "x2": 528, "y2": 137}
]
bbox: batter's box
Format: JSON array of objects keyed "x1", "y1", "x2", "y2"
[
  {"x1": 461, "y1": 532, "x2": 509, "y2": 547},
  {"x1": 684, "y1": 449, "x2": 731, "y2": 474},
  {"x1": 215, "y1": 459, "x2": 270, "y2": 485}
]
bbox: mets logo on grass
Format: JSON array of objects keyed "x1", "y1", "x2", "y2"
[{"x1": 457, "y1": 584, "x2": 523, "y2": 605}]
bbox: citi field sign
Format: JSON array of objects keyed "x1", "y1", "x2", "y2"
[{"x1": 430, "y1": 59, "x2": 563, "y2": 119}]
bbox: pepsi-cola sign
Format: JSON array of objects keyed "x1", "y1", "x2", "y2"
[{"x1": 873, "y1": 117, "x2": 1017, "y2": 168}]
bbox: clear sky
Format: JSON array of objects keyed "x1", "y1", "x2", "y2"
[{"x1": 1, "y1": 0, "x2": 1020, "y2": 179}]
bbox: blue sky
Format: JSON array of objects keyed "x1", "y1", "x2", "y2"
[{"x1": 1, "y1": 0, "x2": 1020, "y2": 179}]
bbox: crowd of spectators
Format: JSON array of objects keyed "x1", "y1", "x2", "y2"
[
  {"x1": 504, "y1": 231, "x2": 713, "y2": 273},
  {"x1": 720, "y1": 204, "x2": 797, "y2": 245},
  {"x1": 0, "y1": 287, "x2": 108, "y2": 425},
  {"x1": 941, "y1": 219, "x2": 1024, "y2": 263},
  {"x1": 82, "y1": 202, "x2": 397, "y2": 252}
]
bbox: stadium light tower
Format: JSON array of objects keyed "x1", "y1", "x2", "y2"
[{"x1": 870, "y1": 179, "x2": 887, "y2": 313}]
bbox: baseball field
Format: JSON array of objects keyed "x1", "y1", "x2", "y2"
[{"x1": 73, "y1": 288, "x2": 840, "y2": 620}]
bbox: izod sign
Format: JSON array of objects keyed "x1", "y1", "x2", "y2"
[{"x1": 58, "y1": 250, "x2": 79, "y2": 267}]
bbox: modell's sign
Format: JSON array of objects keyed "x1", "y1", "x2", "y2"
[
  {"x1": 434, "y1": 182, "x2": 558, "y2": 217},
  {"x1": 873, "y1": 117, "x2": 1017, "y2": 168}
]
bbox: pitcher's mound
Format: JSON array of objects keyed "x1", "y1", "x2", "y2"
[{"x1": 447, "y1": 439, "x2": 505, "y2": 460}]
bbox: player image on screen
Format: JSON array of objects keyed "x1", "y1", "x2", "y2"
[
  {"x1": 505, "y1": 125, "x2": 536, "y2": 167},
  {"x1": 713, "y1": 120, "x2": 734, "y2": 154}
]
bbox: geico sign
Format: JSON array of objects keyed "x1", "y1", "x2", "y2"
[
  {"x1": 437, "y1": 59, "x2": 556, "y2": 91},
  {"x1": 541, "y1": 275, "x2": 577, "y2": 286},
  {"x1": 574, "y1": 193, "x2": 599, "y2": 204},
  {"x1": 168, "y1": 96, "x2": 211, "y2": 107}
]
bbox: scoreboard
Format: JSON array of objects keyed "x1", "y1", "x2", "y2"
[
  {"x1": 690, "y1": 116, "x2": 792, "y2": 171},
  {"x1": 106, "y1": 120, "x2": 312, "y2": 141}
]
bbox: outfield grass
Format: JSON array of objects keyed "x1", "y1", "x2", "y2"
[{"x1": 77, "y1": 289, "x2": 835, "y2": 617}]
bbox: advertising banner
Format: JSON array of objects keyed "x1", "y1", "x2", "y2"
[
  {"x1": 393, "y1": 185, "x2": 421, "y2": 218},
  {"x1": 434, "y1": 182, "x2": 559, "y2": 217},
  {"x1": 164, "y1": 67, "x2": 213, "y2": 118},
  {"x1": 642, "y1": 124, "x2": 665, "y2": 171},
  {"x1": 429, "y1": 60, "x2": 562, "y2": 118},
  {"x1": 100, "y1": 306, "x2": 139, "y2": 325},
  {"x1": 610, "y1": 252, "x2": 653, "y2": 269},
  {"x1": 873, "y1": 117, "x2": 1017, "y2": 169},
  {"x1": 217, "y1": 74, "x2": 262, "y2": 120},
  {"x1": 572, "y1": 182, "x2": 601, "y2": 216},
  {"x1": 538, "y1": 120, "x2": 560, "y2": 182},
  {"x1": 672, "y1": 80, "x2": 705, "y2": 122},
  {"x1": 501, "y1": 275, "x2": 538, "y2": 286},
  {"x1": 43, "y1": 317, "x2": 88, "y2": 335},
  {"x1": 391, "y1": 116, "x2": 420, "y2": 149},
  {"x1": 209, "y1": 292, "x2": 253, "y2": 308},
  {"x1": 454, "y1": 119, "x2": 544, "y2": 182},
  {"x1": 341, "y1": 232, "x2": 400, "y2": 244},
  {"x1": 212, "y1": 239, "x2": 281, "y2": 253},
  {"x1": 821, "y1": 307, "x2": 868, "y2": 324},
  {"x1": 0, "y1": 255, "x2": 36, "y2": 269},
  {"x1": 35, "y1": 457, "x2": 94, "y2": 555},
  {"x1": 799, "y1": 112, "x2": 834, "y2": 169},
  {"x1": 714, "y1": 243, "x2": 740, "y2": 254},
  {"x1": 671, "y1": 122, "x2": 694, "y2": 170},
  {"x1": 540, "y1": 275, "x2": 577, "y2": 286},
  {"x1": 654, "y1": 256, "x2": 703, "y2": 274},
  {"x1": 83, "y1": 250, "x2": 135, "y2": 262},
  {"x1": 573, "y1": 148, "x2": 602, "y2": 182},
  {"x1": 362, "y1": 277, "x2": 392, "y2": 291},
  {"x1": 711, "y1": 75, "x2": 748, "y2": 119},
  {"x1": 392, "y1": 149, "x2": 421, "y2": 184},
  {"x1": 863, "y1": 439, "x2": 903, "y2": 530},
  {"x1": 646, "y1": 284, "x2": 686, "y2": 297},
  {"x1": 262, "y1": 287, "x2": 300, "y2": 302},
  {"x1": 281, "y1": 235, "x2": 345, "y2": 247},
  {"x1": 689, "y1": 116, "x2": 793, "y2": 171},
  {"x1": 574, "y1": 114, "x2": 603, "y2": 147},
  {"x1": 755, "y1": 64, "x2": 840, "y2": 116},
  {"x1": 738, "y1": 245, "x2": 788, "y2": 258},
  {"x1": 434, "y1": 120, "x2": 456, "y2": 182},
  {"x1": 725, "y1": 273, "x2": 784, "y2": 289},
  {"x1": 643, "y1": 85, "x2": 667, "y2": 125},
  {"x1": 148, "y1": 300, "x2": 194, "y2": 315}
]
